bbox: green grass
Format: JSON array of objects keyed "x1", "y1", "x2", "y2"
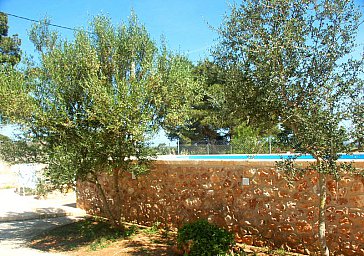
[
  {"x1": 270, "y1": 248, "x2": 289, "y2": 255},
  {"x1": 29, "y1": 217, "x2": 303, "y2": 255},
  {"x1": 142, "y1": 221, "x2": 161, "y2": 235},
  {"x1": 0, "y1": 184, "x2": 15, "y2": 189}
]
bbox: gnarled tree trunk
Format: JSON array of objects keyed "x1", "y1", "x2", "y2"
[
  {"x1": 318, "y1": 171, "x2": 329, "y2": 256},
  {"x1": 91, "y1": 173, "x2": 125, "y2": 231}
]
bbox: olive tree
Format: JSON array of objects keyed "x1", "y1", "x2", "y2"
[
  {"x1": 214, "y1": 0, "x2": 363, "y2": 254},
  {"x1": 0, "y1": 13, "x2": 202, "y2": 229}
]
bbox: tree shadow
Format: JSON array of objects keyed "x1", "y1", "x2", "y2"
[
  {"x1": 0, "y1": 215, "x2": 85, "y2": 247},
  {"x1": 63, "y1": 203, "x2": 76, "y2": 208},
  {"x1": 25, "y1": 217, "x2": 179, "y2": 255}
]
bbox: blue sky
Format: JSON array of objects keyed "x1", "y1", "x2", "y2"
[
  {"x1": 1, "y1": 0, "x2": 228, "y2": 62},
  {"x1": 0, "y1": 0, "x2": 228, "y2": 145}
]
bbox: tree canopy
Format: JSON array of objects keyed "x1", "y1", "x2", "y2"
[
  {"x1": 0, "y1": 12, "x2": 26, "y2": 125},
  {"x1": 214, "y1": 0, "x2": 363, "y2": 159},
  {"x1": 0, "y1": 13, "x2": 202, "y2": 228},
  {"x1": 0, "y1": 12, "x2": 21, "y2": 66},
  {"x1": 164, "y1": 60, "x2": 230, "y2": 144}
]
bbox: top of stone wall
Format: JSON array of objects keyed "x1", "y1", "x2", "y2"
[{"x1": 153, "y1": 157, "x2": 364, "y2": 169}]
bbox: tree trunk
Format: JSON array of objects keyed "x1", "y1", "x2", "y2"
[
  {"x1": 93, "y1": 174, "x2": 125, "y2": 231},
  {"x1": 112, "y1": 168, "x2": 123, "y2": 225},
  {"x1": 318, "y1": 171, "x2": 329, "y2": 256}
]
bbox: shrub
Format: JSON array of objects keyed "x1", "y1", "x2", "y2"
[{"x1": 177, "y1": 219, "x2": 235, "y2": 256}]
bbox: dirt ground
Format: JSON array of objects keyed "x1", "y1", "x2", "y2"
[
  {"x1": 30, "y1": 224, "x2": 179, "y2": 256},
  {"x1": 29, "y1": 220, "x2": 306, "y2": 256},
  {"x1": 69, "y1": 232, "x2": 178, "y2": 256}
]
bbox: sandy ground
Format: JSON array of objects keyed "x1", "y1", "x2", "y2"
[
  {"x1": 0, "y1": 161, "x2": 17, "y2": 189},
  {"x1": 0, "y1": 216, "x2": 84, "y2": 256},
  {"x1": 0, "y1": 162, "x2": 86, "y2": 256}
]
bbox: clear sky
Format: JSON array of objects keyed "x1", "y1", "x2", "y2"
[{"x1": 1, "y1": 0, "x2": 228, "y2": 62}]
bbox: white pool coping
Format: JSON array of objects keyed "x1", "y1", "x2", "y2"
[{"x1": 156, "y1": 153, "x2": 364, "y2": 162}]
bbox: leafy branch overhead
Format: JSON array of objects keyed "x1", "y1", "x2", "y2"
[{"x1": 214, "y1": 0, "x2": 363, "y2": 159}]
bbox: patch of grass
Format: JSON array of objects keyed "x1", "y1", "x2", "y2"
[
  {"x1": 125, "y1": 224, "x2": 139, "y2": 237},
  {"x1": 142, "y1": 221, "x2": 161, "y2": 235},
  {"x1": 29, "y1": 217, "x2": 131, "y2": 252},
  {"x1": 29, "y1": 217, "x2": 305, "y2": 256},
  {"x1": 89, "y1": 237, "x2": 114, "y2": 251},
  {"x1": 0, "y1": 185, "x2": 15, "y2": 189},
  {"x1": 270, "y1": 248, "x2": 289, "y2": 255}
]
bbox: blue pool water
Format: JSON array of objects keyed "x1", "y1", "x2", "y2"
[{"x1": 176, "y1": 153, "x2": 364, "y2": 160}]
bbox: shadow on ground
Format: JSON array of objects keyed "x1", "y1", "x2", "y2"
[
  {"x1": 28, "y1": 218, "x2": 178, "y2": 256},
  {"x1": 0, "y1": 215, "x2": 84, "y2": 256}
]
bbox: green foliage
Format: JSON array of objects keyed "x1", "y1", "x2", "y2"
[
  {"x1": 177, "y1": 219, "x2": 235, "y2": 256},
  {"x1": 231, "y1": 123, "x2": 267, "y2": 154},
  {"x1": 0, "y1": 12, "x2": 21, "y2": 66},
  {"x1": 165, "y1": 60, "x2": 230, "y2": 144},
  {"x1": 215, "y1": 2, "x2": 363, "y2": 254},
  {"x1": 124, "y1": 224, "x2": 139, "y2": 237},
  {"x1": 0, "y1": 66, "x2": 33, "y2": 124},
  {"x1": 153, "y1": 143, "x2": 176, "y2": 155},
  {"x1": 349, "y1": 93, "x2": 364, "y2": 151},
  {"x1": 0, "y1": 134, "x2": 46, "y2": 164},
  {"x1": 28, "y1": 17, "x2": 58, "y2": 53},
  {"x1": 7, "y1": 13, "x2": 198, "y2": 186},
  {"x1": 214, "y1": 0, "x2": 363, "y2": 166},
  {"x1": 143, "y1": 221, "x2": 161, "y2": 235},
  {"x1": 34, "y1": 178, "x2": 54, "y2": 198},
  {"x1": 31, "y1": 217, "x2": 130, "y2": 251},
  {"x1": 269, "y1": 248, "x2": 288, "y2": 256},
  {"x1": 158, "y1": 54, "x2": 204, "y2": 140},
  {"x1": 1, "y1": 12, "x2": 201, "y2": 228},
  {"x1": 231, "y1": 122, "x2": 292, "y2": 154}
]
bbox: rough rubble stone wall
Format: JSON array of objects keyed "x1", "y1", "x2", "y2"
[{"x1": 77, "y1": 160, "x2": 364, "y2": 255}]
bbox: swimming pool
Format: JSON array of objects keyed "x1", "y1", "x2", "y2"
[{"x1": 174, "y1": 153, "x2": 364, "y2": 161}]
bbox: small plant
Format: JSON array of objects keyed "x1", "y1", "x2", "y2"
[
  {"x1": 143, "y1": 221, "x2": 161, "y2": 235},
  {"x1": 90, "y1": 237, "x2": 112, "y2": 251},
  {"x1": 1, "y1": 184, "x2": 15, "y2": 189},
  {"x1": 125, "y1": 224, "x2": 139, "y2": 237},
  {"x1": 177, "y1": 219, "x2": 235, "y2": 256},
  {"x1": 271, "y1": 248, "x2": 288, "y2": 255},
  {"x1": 35, "y1": 178, "x2": 53, "y2": 198}
]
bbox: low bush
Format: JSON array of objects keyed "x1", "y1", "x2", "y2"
[{"x1": 177, "y1": 219, "x2": 235, "y2": 256}]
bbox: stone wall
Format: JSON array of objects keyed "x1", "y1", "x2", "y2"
[{"x1": 77, "y1": 160, "x2": 364, "y2": 255}]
